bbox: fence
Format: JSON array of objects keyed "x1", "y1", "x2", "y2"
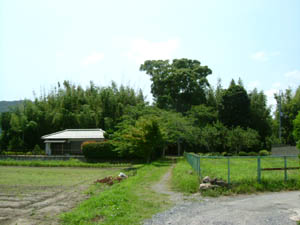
[{"x1": 184, "y1": 152, "x2": 300, "y2": 184}]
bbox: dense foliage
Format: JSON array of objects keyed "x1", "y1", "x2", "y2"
[
  {"x1": 81, "y1": 141, "x2": 118, "y2": 160},
  {"x1": 140, "y1": 58, "x2": 211, "y2": 113},
  {"x1": 293, "y1": 111, "x2": 300, "y2": 149},
  {"x1": 1, "y1": 58, "x2": 299, "y2": 160},
  {"x1": 274, "y1": 87, "x2": 300, "y2": 145},
  {"x1": 0, "y1": 81, "x2": 145, "y2": 152}
]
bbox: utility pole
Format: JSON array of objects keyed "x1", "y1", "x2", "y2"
[{"x1": 278, "y1": 90, "x2": 282, "y2": 143}]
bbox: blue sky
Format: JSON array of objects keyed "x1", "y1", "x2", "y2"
[{"x1": 1, "y1": 0, "x2": 299, "y2": 110}]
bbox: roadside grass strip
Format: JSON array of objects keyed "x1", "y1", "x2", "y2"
[
  {"x1": 0, "y1": 158, "x2": 131, "y2": 168},
  {"x1": 173, "y1": 158, "x2": 300, "y2": 197},
  {"x1": 171, "y1": 158, "x2": 199, "y2": 193},
  {"x1": 60, "y1": 160, "x2": 172, "y2": 225}
]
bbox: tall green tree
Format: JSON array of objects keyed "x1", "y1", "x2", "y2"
[
  {"x1": 248, "y1": 88, "x2": 272, "y2": 148},
  {"x1": 140, "y1": 58, "x2": 212, "y2": 113},
  {"x1": 293, "y1": 111, "x2": 300, "y2": 149},
  {"x1": 274, "y1": 86, "x2": 300, "y2": 145},
  {"x1": 218, "y1": 80, "x2": 250, "y2": 128},
  {"x1": 112, "y1": 116, "x2": 164, "y2": 163}
]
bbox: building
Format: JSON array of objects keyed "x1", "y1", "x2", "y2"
[{"x1": 41, "y1": 129, "x2": 105, "y2": 155}]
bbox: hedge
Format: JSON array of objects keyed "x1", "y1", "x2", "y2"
[{"x1": 82, "y1": 141, "x2": 119, "y2": 160}]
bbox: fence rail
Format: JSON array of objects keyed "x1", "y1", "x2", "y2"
[{"x1": 184, "y1": 152, "x2": 300, "y2": 184}]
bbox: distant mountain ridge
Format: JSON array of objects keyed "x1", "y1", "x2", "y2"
[{"x1": 0, "y1": 100, "x2": 24, "y2": 112}]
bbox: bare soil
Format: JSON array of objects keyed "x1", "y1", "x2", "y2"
[{"x1": 0, "y1": 180, "x2": 92, "y2": 225}]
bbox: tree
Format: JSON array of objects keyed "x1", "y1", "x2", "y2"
[
  {"x1": 0, "y1": 81, "x2": 146, "y2": 151},
  {"x1": 219, "y1": 81, "x2": 250, "y2": 128},
  {"x1": 248, "y1": 88, "x2": 272, "y2": 148},
  {"x1": 227, "y1": 127, "x2": 260, "y2": 154},
  {"x1": 199, "y1": 121, "x2": 228, "y2": 153},
  {"x1": 140, "y1": 58, "x2": 212, "y2": 113},
  {"x1": 293, "y1": 111, "x2": 300, "y2": 149},
  {"x1": 274, "y1": 86, "x2": 300, "y2": 145},
  {"x1": 112, "y1": 117, "x2": 164, "y2": 163},
  {"x1": 187, "y1": 104, "x2": 218, "y2": 127}
]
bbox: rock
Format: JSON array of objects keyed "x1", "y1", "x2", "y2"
[
  {"x1": 118, "y1": 172, "x2": 128, "y2": 178},
  {"x1": 199, "y1": 183, "x2": 212, "y2": 190},
  {"x1": 210, "y1": 178, "x2": 227, "y2": 186},
  {"x1": 202, "y1": 176, "x2": 211, "y2": 183},
  {"x1": 215, "y1": 179, "x2": 227, "y2": 187},
  {"x1": 199, "y1": 183, "x2": 219, "y2": 190}
]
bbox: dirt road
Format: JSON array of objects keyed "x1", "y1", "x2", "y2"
[{"x1": 145, "y1": 168, "x2": 300, "y2": 225}]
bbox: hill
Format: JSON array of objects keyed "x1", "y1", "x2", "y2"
[{"x1": 0, "y1": 100, "x2": 24, "y2": 113}]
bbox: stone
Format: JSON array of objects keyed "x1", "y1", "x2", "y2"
[
  {"x1": 118, "y1": 172, "x2": 128, "y2": 178},
  {"x1": 215, "y1": 179, "x2": 227, "y2": 187},
  {"x1": 202, "y1": 176, "x2": 211, "y2": 183},
  {"x1": 199, "y1": 183, "x2": 212, "y2": 190}
]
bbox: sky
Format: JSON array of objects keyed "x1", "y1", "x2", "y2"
[{"x1": 1, "y1": 0, "x2": 300, "y2": 111}]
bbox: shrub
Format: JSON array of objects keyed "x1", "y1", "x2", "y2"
[
  {"x1": 238, "y1": 151, "x2": 247, "y2": 156},
  {"x1": 221, "y1": 152, "x2": 227, "y2": 156},
  {"x1": 259, "y1": 150, "x2": 270, "y2": 156},
  {"x1": 82, "y1": 141, "x2": 119, "y2": 160},
  {"x1": 2, "y1": 151, "x2": 25, "y2": 155},
  {"x1": 33, "y1": 144, "x2": 41, "y2": 154},
  {"x1": 247, "y1": 151, "x2": 258, "y2": 156}
]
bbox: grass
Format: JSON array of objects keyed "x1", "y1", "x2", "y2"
[
  {"x1": 171, "y1": 158, "x2": 199, "y2": 193},
  {"x1": 0, "y1": 166, "x2": 118, "y2": 194},
  {"x1": 173, "y1": 156, "x2": 300, "y2": 197},
  {"x1": 60, "y1": 159, "x2": 172, "y2": 225},
  {"x1": 0, "y1": 158, "x2": 131, "y2": 168}
]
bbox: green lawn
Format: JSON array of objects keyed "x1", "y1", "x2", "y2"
[
  {"x1": 0, "y1": 166, "x2": 119, "y2": 194},
  {"x1": 173, "y1": 157, "x2": 300, "y2": 196},
  {"x1": 200, "y1": 157, "x2": 300, "y2": 182},
  {"x1": 61, "y1": 160, "x2": 172, "y2": 225}
]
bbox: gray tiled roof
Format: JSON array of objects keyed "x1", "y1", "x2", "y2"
[{"x1": 41, "y1": 129, "x2": 105, "y2": 139}]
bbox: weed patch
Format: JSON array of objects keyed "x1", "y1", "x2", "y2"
[
  {"x1": 60, "y1": 160, "x2": 172, "y2": 225},
  {"x1": 171, "y1": 158, "x2": 199, "y2": 193}
]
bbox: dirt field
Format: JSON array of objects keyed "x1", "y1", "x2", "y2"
[{"x1": 0, "y1": 166, "x2": 119, "y2": 225}]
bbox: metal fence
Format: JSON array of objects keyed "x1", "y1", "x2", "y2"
[{"x1": 184, "y1": 152, "x2": 300, "y2": 184}]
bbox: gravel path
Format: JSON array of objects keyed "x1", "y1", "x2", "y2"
[{"x1": 145, "y1": 168, "x2": 300, "y2": 225}]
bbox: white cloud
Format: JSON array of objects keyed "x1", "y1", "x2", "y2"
[
  {"x1": 251, "y1": 51, "x2": 268, "y2": 62},
  {"x1": 127, "y1": 38, "x2": 180, "y2": 64},
  {"x1": 284, "y1": 70, "x2": 300, "y2": 80},
  {"x1": 251, "y1": 51, "x2": 280, "y2": 62},
  {"x1": 81, "y1": 52, "x2": 104, "y2": 66},
  {"x1": 272, "y1": 82, "x2": 281, "y2": 88}
]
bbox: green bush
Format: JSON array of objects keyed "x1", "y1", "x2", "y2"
[
  {"x1": 259, "y1": 149, "x2": 270, "y2": 156},
  {"x1": 221, "y1": 152, "x2": 227, "y2": 156},
  {"x1": 2, "y1": 151, "x2": 25, "y2": 155},
  {"x1": 82, "y1": 141, "x2": 119, "y2": 160},
  {"x1": 247, "y1": 151, "x2": 258, "y2": 156},
  {"x1": 238, "y1": 151, "x2": 247, "y2": 156},
  {"x1": 33, "y1": 144, "x2": 41, "y2": 154}
]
